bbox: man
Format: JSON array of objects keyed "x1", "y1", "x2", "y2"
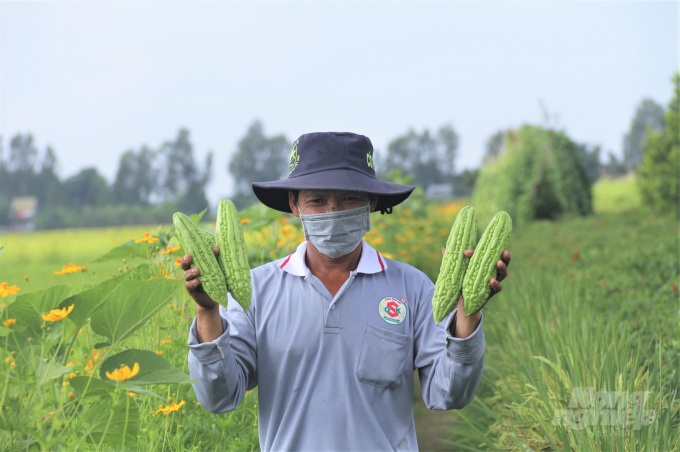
[{"x1": 183, "y1": 132, "x2": 510, "y2": 451}]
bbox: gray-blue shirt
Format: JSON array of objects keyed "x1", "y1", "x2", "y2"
[{"x1": 187, "y1": 240, "x2": 485, "y2": 451}]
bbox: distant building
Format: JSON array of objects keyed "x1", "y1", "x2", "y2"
[
  {"x1": 425, "y1": 184, "x2": 453, "y2": 199},
  {"x1": 9, "y1": 196, "x2": 37, "y2": 231}
]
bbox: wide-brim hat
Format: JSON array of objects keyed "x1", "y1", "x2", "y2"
[{"x1": 252, "y1": 132, "x2": 415, "y2": 214}]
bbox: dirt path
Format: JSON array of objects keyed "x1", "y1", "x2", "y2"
[{"x1": 412, "y1": 371, "x2": 459, "y2": 451}]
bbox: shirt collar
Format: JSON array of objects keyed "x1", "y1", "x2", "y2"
[{"x1": 278, "y1": 239, "x2": 388, "y2": 277}]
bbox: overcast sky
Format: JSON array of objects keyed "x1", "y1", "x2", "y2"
[{"x1": 1, "y1": 1, "x2": 677, "y2": 205}]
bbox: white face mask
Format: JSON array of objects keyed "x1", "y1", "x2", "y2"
[{"x1": 297, "y1": 202, "x2": 371, "y2": 258}]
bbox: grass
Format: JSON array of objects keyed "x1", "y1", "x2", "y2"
[{"x1": 592, "y1": 173, "x2": 641, "y2": 214}]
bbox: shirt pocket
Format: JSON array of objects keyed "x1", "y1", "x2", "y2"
[{"x1": 356, "y1": 322, "x2": 410, "y2": 390}]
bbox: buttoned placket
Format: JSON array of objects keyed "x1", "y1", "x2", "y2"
[{"x1": 304, "y1": 268, "x2": 358, "y2": 334}]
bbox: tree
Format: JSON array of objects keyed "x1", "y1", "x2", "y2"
[
  {"x1": 112, "y1": 147, "x2": 157, "y2": 205},
  {"x1": 157, "y1": 129, "x2": 212, "y2": 213},
  {"x1": 483, "y1": 130, "x2": 505, "y2": 164},
  {"x1": 574, "y1": 143, "x2": 602, "y2": 183},
  {"x1": 8, "y1": 134, "x2": 39, "y2": 196},
  {"x1": 228, "y1": 121, "x2": 291, "y2": 209},
  {"x1": 637, "y1": 73, "x2": 680, "y2": 217},
  {"x1": 64, "y1": 168, "x2": 110, "y2": 207},
  {"x1": 600, "y1": 152, "x2": 627, "y2": 178},
  {"x1": 34, "y1": 146, "x2": 64, "y2": 208},
  {"x1": 623, "y1": 99, "x2": 666, "y2": 169},
  {"x1": 380, "y1": 124, "x2": 458, "y2": 187}
]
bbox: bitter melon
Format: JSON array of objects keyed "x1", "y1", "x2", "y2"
[
  {"x1": 173, "y1": 212, "x2": 229, "y2": 307},
  {"x1": 432, "y1": 206, "x2": 478, "y2": 324},
  {"x1": 462, "y1": 210, "x2": 512, "y2": 316},
  {"x1": 215, "y1": 199, "x2": 252, "y2": 312}
]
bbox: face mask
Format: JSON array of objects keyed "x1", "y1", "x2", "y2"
[{"x1": 297, "y1": 202, "x2": 371, "y2": 258}]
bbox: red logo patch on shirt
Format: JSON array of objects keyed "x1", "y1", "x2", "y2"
[{"x1": 378, "y1": 297, "x2": 407, "y2": 325}]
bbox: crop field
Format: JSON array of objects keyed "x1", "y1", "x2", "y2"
[{"x1": 0, "y1": 178, "x2": 679, "y2": 451}]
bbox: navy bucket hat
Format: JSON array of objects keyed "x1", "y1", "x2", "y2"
[{"x1": 252, "y1": 132, "x2": 415, "y2": 214}]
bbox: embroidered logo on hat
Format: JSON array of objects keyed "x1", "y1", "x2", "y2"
[
  {"x1": 366, "y1": 152, "x2": 375, "y2": 170},
  {"x1": 378, "y1": 297, "x2": 407, "y2": 325},
  {"x1": 289, "y1": 140, "x2": 300, "y2": 174}
]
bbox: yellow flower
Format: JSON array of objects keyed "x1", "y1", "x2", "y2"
[
  {"x1": 280, "y1": 217, "x2": 289, "y2": 224},
  {"x1": 276, "y1": 240, "x2": 285, "y2": 248},
  {"x1": 210, "y1": 221, "x2": 216, "y2": 227},
  {"x1": 196, "y1": 402, "x2": 200, "y2": 407},
  {"x1": 134, "y1": 232, "x2": 160, "y2": 244},
  {"x1": 3, "y1": 318, "x2": 16, "y2": 328},
  {"x1": 174, "y1": 257, "x2": 182, "y2": 266},
  {"x1": 159, "y1": 245, "x2": 180, "y2": 255},
  {"x1": 155, "y1": 351, "x2": 163, "y2": 355},
  {"x1": 23, "y1": 275, "x2": 29, "y2": 281},
  {"x1": 395, "y1": 235, "x2": 407, "y2": 244},
  {"x1": 368, "y1": 236, "x2": 385, "y2": 245},
  {"x1": 68, "y1": 391, "x2": 75, "y2": 400},
  {"x1": 42, "y1": 304, "x2": 74, "y2": 322},
  {"x1": 241, "y1": 218, "x2": 250, "y2": 224},
  {"x1": 53, "y1": 263, "x2": 85, "y2": 275},
  {"x1": 62, "y1": 381, "x2": 70, "y2": 386},
  {"x1": 152, "y1": 400, "x2": 186, "y2": 416},
  {"x1": 382, "y1": 253, "x2": 396, "y2": 259},
  {"x1": 410, "y1": 245, "x2": 419, "y2": 252},
  {"x1": 0, "y1": 303, "x2": 5, "y2": 307},
  {"x1": 69, "y1": 373, "x2": 76, "y2": 379},
  {"x1": 105, "y1": 363, "x2": 140, "y2": 382},
  {"x1": 0, "y1": 282, "x2": 20, "y2": 298},
  {"x1": 128, "y1": 392, "x2": 136, "y2": 397}
]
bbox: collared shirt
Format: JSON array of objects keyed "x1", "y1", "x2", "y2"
[{"x1": 187, "y1": 240, "x2": 485, "y2": 452}]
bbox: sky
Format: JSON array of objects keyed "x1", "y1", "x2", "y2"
[{"x1": 1, "y1": 1, "x2": 677, "y2": 205}]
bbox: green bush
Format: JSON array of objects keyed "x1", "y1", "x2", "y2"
[
  {"x1": 472, "y1": 125, "x2": 592, "y2": 225},
  {"x1": 637, "y1": 73, "x2": 680, "y2": 218}
]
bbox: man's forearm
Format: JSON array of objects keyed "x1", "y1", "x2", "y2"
[{"x1": 196, "y1": 305, "x2": 225, "y2": 343}]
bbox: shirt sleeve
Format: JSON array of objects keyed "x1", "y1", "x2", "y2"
[
  {"x1": 187, "y1": 293, "x2": 258, "y2": 413},
  {"x1": 413, "y1": 287, "x2": 485, "y2": 410}
]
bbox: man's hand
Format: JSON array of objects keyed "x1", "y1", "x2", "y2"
[
  {"x1": 441, "y1": 247, "x2": 511, "y2": 338},
  {"x1": 181, "y1": 246, "x2": 225, "y2": 343},
  {"x1": 180, "y1": 248, "x2": 221, "y2": 311}
]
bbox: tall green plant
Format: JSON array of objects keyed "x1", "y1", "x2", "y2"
[
  {"x1": 472, "y1": 125, "x2": 592, "y2": 225},
  {"x1": 637, "y1": 73, "x2": 680, "y2": 218}
]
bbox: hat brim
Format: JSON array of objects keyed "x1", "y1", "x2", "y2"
[{"x1": 252, "y1": 168, "x2": 415, "y2": 214}]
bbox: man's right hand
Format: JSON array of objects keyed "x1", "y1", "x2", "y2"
[
  {"x1": 180, "y1": 248, "x2": 221, "y2": 311},
  {"x1": 181, "y1": 247, "x2": 227, "y2": 343}
]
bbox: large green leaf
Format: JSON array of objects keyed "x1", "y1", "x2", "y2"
[
  {"x1": 4, "y1": 285, "x2": 71, "y2": 331},
  {"x1": 91, "y1": 239, "x2": 153, "y2": 263},
  {"x1": 189, "y1": 208, "x2": 208, "y2": 224},
  {"x1": 90, "y1": 278, "x2": 181, "y2": 345},
  {"x1": 70, "y1": 376, "x2": 162, "y2": 399},
  {"x1": 59, "y1": 265, "x2": 155, "y2": 328},
  {"x1": 36, "y1": 358, "x2": 73, "y2": 385},
  {"x1": 100, "y1": 349, "x2": 194, "y2": 385},
  {"x1": 84, "y1": 398, "x2": 139, "y2": 449}
]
